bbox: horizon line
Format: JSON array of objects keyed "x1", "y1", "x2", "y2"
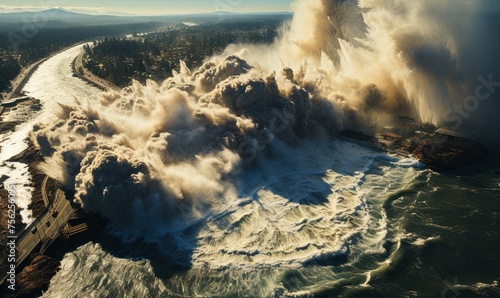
[{"x1": 0, "y1": 7, "x2": 293, "y2": 17}]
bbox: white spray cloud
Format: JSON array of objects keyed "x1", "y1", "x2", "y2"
[
  {"x1": 33, "y1": 54, "x2": 317, "y2": 231},
  {"x1": 32, "y1": 0, "x2": 498, "y2": 233}
]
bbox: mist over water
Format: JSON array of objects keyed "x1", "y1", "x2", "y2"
[
  {"x1": 227, "y1": 0, "x2": 500, "y2": 150},
  {"x1": 23, "y1": 0, "x2": 500, "y2": 297},
  {"x1": 300, "y1": 1, "x2": 495, "y2": 120},
  {"x1": 33, "y1": 0, "x2": 499, "y2": 228}
]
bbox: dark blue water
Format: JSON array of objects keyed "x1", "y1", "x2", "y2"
[
  {"x1": 333, "y1": 165, "x2": 500, "y2": 298},
  {"x1": 42, "y1": 151, "x2": 500, "y2": 297}
]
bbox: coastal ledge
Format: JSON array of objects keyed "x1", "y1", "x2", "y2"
[
  {"x1": 0, "y1": 137, "x2": 107, "y2": 297},
  {"x1": 340, "y1": 118, "x2": 490, "y2": 172},
  {"x1": 414, "y1": 140, "x2": 490, "y2": 172},
  {"x1": 15, "y1": 255, "x2": 60, "y2": 298}
]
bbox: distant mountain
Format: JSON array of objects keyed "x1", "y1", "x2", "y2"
[
  {"x1": 64, "y1": 9, "x2": 138, "y2": 17},
  {"x1": 0, "y1": 9, "x2": 292, "y2": 29},
  {"x1": 0, "y1": 9, "x2": 150, "y2": 27},
  {"x1": 180, "y1": 10, "x2": 291, "y2": 17},
  {"x1": 212, "y1": 11, "x2": 237, "y2": 15},
  {"x1": 0, "y1": 8, "x2": 83, "y2": 18},
  {"x1": 212, "y1": 11, "x2": 291, "y2": 15},
  {"x1": 40, "y1": 8, "x2": 77, "y2": 15},
  {"x1": 100, "y1": 11, "x2": 139, "y2": 17}
]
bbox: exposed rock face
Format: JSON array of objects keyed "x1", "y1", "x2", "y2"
[
  {"x1": 16, "y1": 255, "x2": 60, "y2": 297},
  {"x1": 413, "y1": 140, "x2": 489, "y2": 171}
]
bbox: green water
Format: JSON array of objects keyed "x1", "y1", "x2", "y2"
[{"x1": 332, "y1": 165, "x2": 500, "y2": 297}]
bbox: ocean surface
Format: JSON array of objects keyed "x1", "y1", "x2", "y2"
[{"x1": 4, "y1": 45, "x2": 499, "y2": 297}]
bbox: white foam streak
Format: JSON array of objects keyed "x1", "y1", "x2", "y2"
[
  {"x1": 18, "y1": 1, "x2": 459, "y2": 295},
  {"x1": 42, "y1": 243, "x2": 168, "y2": 298},
  {"x1": 0, "y1": 162, "x2": 34, "y2": 225},
  {"x1": 0, "y1": 125, "x2": 30, "y2": 161}
]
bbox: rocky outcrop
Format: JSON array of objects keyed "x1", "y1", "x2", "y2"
[
  {"x1": 15, "y1": 255, "x2": 60, "y2": 297},
  {"x1": 413, "y1": 140, "x2": 489, "y2": 171}
]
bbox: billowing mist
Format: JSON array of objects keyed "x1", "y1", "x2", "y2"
[{"x1": 32, "y1": 0, "x2": 500, "y2": 232}]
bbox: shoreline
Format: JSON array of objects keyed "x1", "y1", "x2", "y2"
[
  {"x1": 0, "y1": 37, "x2": 494, "y2": 297},
  {"x1": 0, "y1": 44, "x2": 110, "y2": 297},
  {"x1": 71, "y1": 48, "x2": 120, "y2": 92},
  {"x1": 2, "y1": 42, "x2": 100, "y2": 102}
]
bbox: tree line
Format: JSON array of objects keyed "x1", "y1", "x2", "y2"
[
  {"x1": 84, "y1": 19, "x2": 285, "y2": 87},
  {"x1": 0, "y1": 22, "x2": 162, "y2": 93}
]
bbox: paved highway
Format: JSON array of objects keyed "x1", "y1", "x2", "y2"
[
  {"x1": 73, "y1": 50, "x2": 120, "y2": 92},
  {"x1": 1, "y1": 43, "x2": 116, "y2": 286},
  {"x1": 1, "y1": 43, "x2": 118, "y2": 284},
  {"x1": 17, "y1": 186, "x2": 75, "y2": 265},
  {"x1": 6, "y1": 44, "x2": 117, "y2": 265},
  {"x1": 1, "y1": 57, "x2": 51, "y2": 102},
  {"x1": 0, "y1": 178, "x2": 75, "y2": 287}
]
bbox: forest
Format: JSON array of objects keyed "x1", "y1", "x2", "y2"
[
  {"x1": 0, "y1": 22, "x2": 162, "y2": 93},
  {"x1": 84, "y1": 18, "x2": 287, "y2": 87}
]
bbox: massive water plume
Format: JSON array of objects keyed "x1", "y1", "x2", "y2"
[{"x1": 31, "y1": 0, "x2": 499, "y2": 268}]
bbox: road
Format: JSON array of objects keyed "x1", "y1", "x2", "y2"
[
  {"x1": 72, "y1": 50, "x2": 120, "y2": 92},
  {"x1": 2, "y1": 62, "x2": 46, "y2": 101},
  {"x1": 0, "y1": 43, "x2": 117, "y2": 286},
  {"x1": 4, "y1": 43, "x2": 116, "y2": 264},
  {"x1": 17, "y1": 185, "x2": 74, "y2": 265},
  {"x1": 0, "y1": 177, "x2": 75, "y2": 286},
  {"x1": 0, "y1": 96, "x2": 30, "y2": 107}
]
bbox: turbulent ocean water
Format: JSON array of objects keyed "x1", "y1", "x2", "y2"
[
  {"x1": 4, "y1": 45, "x2": 497, "y2": 297},
  {"x1": 2, "y1": 0, "x2": 499, "y2": 296},
  {"x1": 41, "y1": 156, "x2": 500, "y2": 297}
]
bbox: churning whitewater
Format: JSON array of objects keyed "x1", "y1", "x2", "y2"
[
  {"x1": 14, "y1": 0, "x2": 496, "y2": 297},
  {"x1": 32, "y1": 0, "x2": 485, "y2": 235}
]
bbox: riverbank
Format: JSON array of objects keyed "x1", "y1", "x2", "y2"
[
  {"x1": 0, "y1": 44, "x2": 109, "y2": 297},
  {"x1": 341, "y1": 121, "x2": 490, "y2": 172},
  {"x1": 0, "y1": 137, "x2": 107, "y2": 296},
  {"x1": 1, "y1": 42, "x2": 104, "y2": 102},
  {"x1": 72, "y1": 50, "x2": 120, "y2": 92}
]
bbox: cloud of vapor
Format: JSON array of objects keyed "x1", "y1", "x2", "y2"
[
  {"x1": 33, "y1": 0, "x2": 500, "y2": 232},
  {"x1": 32, "y1": 55, "x2": 319, "y2": 231},
  {"x1": 225, "y1": 0, "x2": 499, "y2": 129}
]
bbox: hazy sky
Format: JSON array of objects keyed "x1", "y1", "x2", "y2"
[{"x1": 0, "y1": 0, "x2": 294, "y2": 15}]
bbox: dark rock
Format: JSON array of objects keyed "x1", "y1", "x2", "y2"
[
  {"x1": 413, "y1": 140, "x2": 489, "y2": 171},
  {"x1": 16, "y1": 255, "x2": 60, "y2": 297}
]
